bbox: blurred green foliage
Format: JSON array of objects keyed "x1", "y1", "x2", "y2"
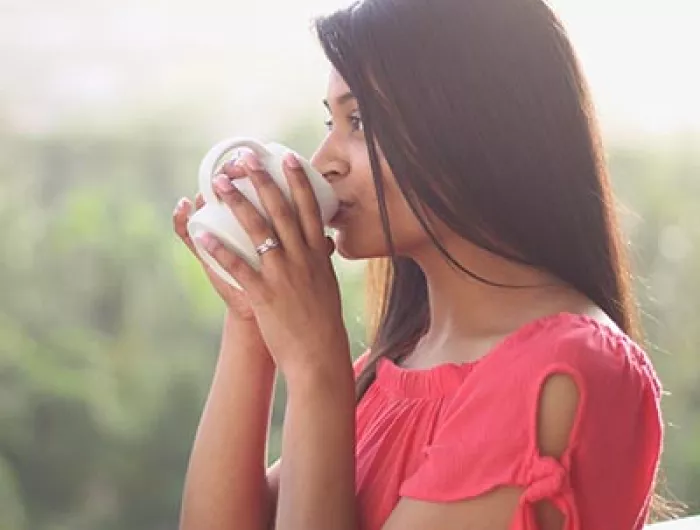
[{"x1": 0, "y1": 118, "x2": 697, "y2": 528}]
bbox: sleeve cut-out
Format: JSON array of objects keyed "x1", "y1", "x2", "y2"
[{"x1": 399, "y1": 321, "x2": 662, "y2": 529}]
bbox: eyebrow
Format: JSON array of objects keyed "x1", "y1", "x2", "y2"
[{"x1": 322, "y1": 91, "x2": 356, "y2": 109}]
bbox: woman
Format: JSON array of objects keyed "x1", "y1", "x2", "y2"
[{"x1": 173, "y1": 0, "x2": 663, "y2": 528}]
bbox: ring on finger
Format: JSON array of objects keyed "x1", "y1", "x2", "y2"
[{"x1": 255, "y1": 236, "x2": 282, "y2": 256}]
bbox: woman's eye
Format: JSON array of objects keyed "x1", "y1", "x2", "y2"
[
  {"x1": 350, "y1": 114, "x2": 363, "y2": 132},
  {"x1": 323, "y1": 114, "x2": 362, "y2": 133}
]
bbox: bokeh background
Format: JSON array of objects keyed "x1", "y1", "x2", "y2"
[{"x1": 1, "y1": 0, "x2": 698, "y2": 528}]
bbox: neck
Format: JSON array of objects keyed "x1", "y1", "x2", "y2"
[{"x1": 408, "y1": 237, "x2": 589, "y2": 361}]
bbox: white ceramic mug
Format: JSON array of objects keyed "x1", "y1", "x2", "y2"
[{"x1": 187, "y1": 137, "x2": 339, "y2": 290}]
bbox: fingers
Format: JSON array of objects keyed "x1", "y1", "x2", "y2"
[
  {"x1": 282, "y1": 152, "x2": 326, "y2": 251},
  {"x1": 173, "y1": 197, "x2": 229, "y2": 285},
  {"x1": 210, "y1": 170, "x2": 287, "y2": 268},
  {"x1": 195, "y1": 192, "x2": 205, "y2": 210},
  {"x1": 196, "y1": 232, "x2": 265, "y2": 297},
  {"x1": 220, "y1": 157, "x2": 248, "y2": 180},
  {"x1": 214, "y1": 153, "x2": 306, "y2": 260},
  {"x1": 219, "y1": 147, "x2": 254, "y2": 180},
  {"x1": 173, "y1": 197, "x2": 197, "y2": 255}
]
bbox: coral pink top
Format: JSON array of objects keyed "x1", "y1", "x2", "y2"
[{"x1": 353, "y1": 313, "x2": 662, "y2": 530}]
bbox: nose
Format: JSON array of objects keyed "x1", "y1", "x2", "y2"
[{"x1": 311, "y1": 136, "x2": 350, "y2": 184}]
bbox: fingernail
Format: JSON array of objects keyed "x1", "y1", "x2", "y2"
[
  {"x1": 284, "y1": 152, "x2": 302, "y2": 169},
  {"x1": 199, "y1": 233, "x2": 220, "y2": 252},
  {"x1": 221, "y1": 160, "x2": 238, "y2": 174},
  {"x1": 243, "y1": 153, "x2": 263, "y2": 171},
  {"x1": 214, "y1": 175, "x2": 234, "y2": 193}
]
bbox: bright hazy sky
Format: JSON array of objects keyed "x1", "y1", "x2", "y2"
[{"x1": 1, "y1": 0, "x2": 698, "y2": 143}]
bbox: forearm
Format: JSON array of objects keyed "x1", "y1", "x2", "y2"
[
  {"x1": 180, "y1": 311, "x2": 277, "y2": 530},
  {"x1": 275, "y1": 358, "x2": 358, "y2": 530}
]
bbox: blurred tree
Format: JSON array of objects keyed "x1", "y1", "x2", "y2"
[{"x1": 0, "y1": 119, "x2": 697, "y2": 529}]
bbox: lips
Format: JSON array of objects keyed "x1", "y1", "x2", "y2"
[{"x1": 329, "y1": 200, "x2": 354, "y2": 227}]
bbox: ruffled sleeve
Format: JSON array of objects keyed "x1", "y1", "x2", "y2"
[{"x1": 398, "y1": 315, "x2": 663, "y2": 529}]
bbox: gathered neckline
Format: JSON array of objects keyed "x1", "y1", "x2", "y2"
[{"x1": 373, "y1": 311, "x2": 624, "y2": 399}]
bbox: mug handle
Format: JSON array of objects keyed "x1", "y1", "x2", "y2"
[{"x1": 197, "y1": 137, "x2": 271, "y2": 204}]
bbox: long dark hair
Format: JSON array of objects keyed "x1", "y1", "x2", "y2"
[
  {"x1": 315, "y1": 0, "x2": 638, "y2": 397},
  {"x1": 314, "y1": 2, "x2": 680, "y2": 517}
]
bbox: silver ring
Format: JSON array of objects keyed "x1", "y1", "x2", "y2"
[{"x1": 255, "y1": 237, "x2": 281, "y2": 256}]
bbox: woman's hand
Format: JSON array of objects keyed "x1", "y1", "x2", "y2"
[
  {"x1": 195, "y1": 151, "x2": 351, "y2": 378},
  {"x1": 173, "y1": 170, "x2": 255, "y2": 321}
]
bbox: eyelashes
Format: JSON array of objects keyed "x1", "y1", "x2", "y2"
[
  {"x1": 324, "y1": 112, "x2": 363, "y2": 133},
  {"x1": 349, "y1": 115, "x2": 364, "y2": 132}
]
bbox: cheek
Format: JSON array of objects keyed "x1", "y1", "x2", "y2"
[
  {"x1": 333, "y1": 183, "x2": 429, "y2": 260},
  {"x1": 385, "y1": 192, "x2": 432, "y2": 253}
]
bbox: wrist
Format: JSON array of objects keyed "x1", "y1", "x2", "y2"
[
  {"x1": 224, "y1": 306, "x2": 256, "y2": 326},
  {"x1": 280, "y1": 329, "x2": 352, "y2": 379},
  {"x1": 284, "y1": 354, "x2": 355, "y2": 402},
  {"x1": 223, "y1": 310, "x2": 261, "y2": 339},
  {"x1": 221, "y1": 311, "x2": 273, "y2": 366}
]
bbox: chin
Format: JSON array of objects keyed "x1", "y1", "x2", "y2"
[{"x1": 333, "y1": 228, "x2": 388, "y2": 260}]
